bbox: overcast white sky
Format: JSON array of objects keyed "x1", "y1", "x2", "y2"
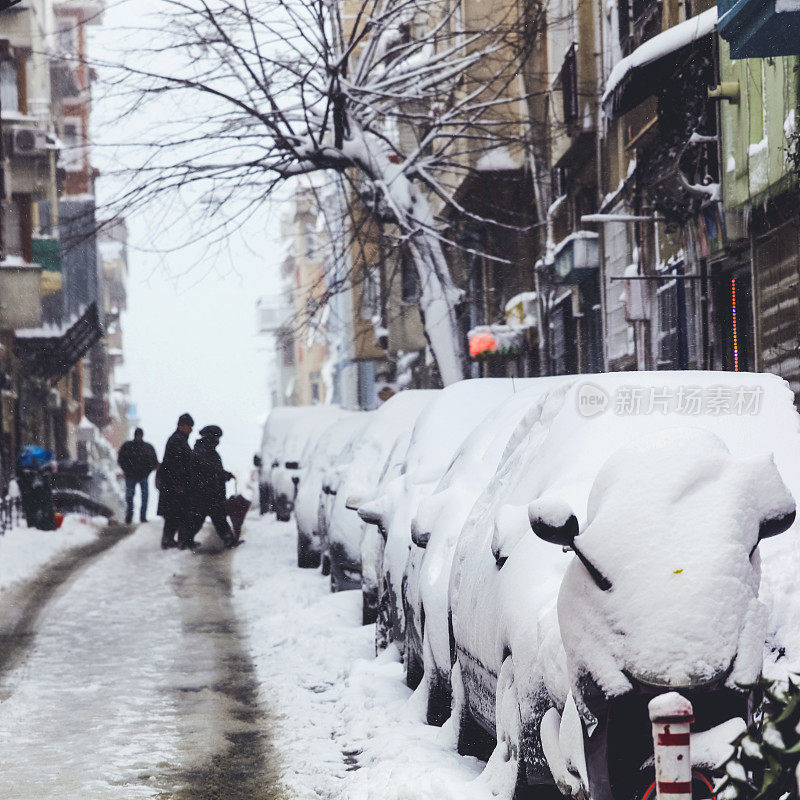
[{"x1": 89, "y1": 1, "x2": 284, "y2": 482}]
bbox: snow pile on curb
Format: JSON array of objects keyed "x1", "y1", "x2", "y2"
[
  {"x1": 233, "y1": 515, "x2": 507, "y2": 800},
  {"x1": 0, "y1": 514, "x2": 107, "y2": 593}
]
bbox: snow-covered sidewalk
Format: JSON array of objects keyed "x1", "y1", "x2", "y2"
[
  {"x1": 0, "y1": 514, "x2": 110, "y2": 593},
  {"x1": 233, "y1": 513, "x2": 516, "y2": 800}
]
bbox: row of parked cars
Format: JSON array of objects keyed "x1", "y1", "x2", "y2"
[{"x1": 257, "y1": 372, "x2": 800, "y2": 800}]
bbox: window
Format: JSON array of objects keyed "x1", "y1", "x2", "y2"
[
  {"x1": 0, "y1": 60, "x2": 17, "y2": 113},
  {"x1": 604, "y1": 217, "x2": 635, "y2": 363},
  {"x1": 560, "y1": 45, "x2": 578, "y2": 127},
  {"x1": 58, "y1": 20, "x2": 75, "y2": 55},
  {"x1": 631, "y1": 0, "x2": 660, "y2": 40},
  {"x1": 550, "y1": 298, "x2": 576, "y2": 375},
  {"x1": 281, "y1": 333, "x2": 295, "y2": 366},
  {"x1": 551, "y1": 166, "x2": 569, "y2": 198},
  {"x1": 656, "y1": 271, "x2": 697, "y2": 370},
  {"x1": 657, "y1": 279, "x2": 679, "y2": 368},
  {"x1": 617, "y1": 0, "x2": 632, "y2": 54},
  {"x1": 61, "y1": 121, "x2": 83, "y2": 172},
  {"x1": 3, "y1": 196, "x2": 30, "y2": 261},
  {"x1": 360, "y1": 267, "x2": 380, "y2": 320},
  {"x1": 400, "y1": 252, "x2": 419, "y2": 303}
]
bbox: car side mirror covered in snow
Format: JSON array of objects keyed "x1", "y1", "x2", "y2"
[
  {"x1": 357, "y1": 498, "x2": 388, "y2": 539},
  {"x1": 758, "y1": 509, "x2": 796, "y2": 542},
  {"x1": 529, "y1": 509, "x2": 579, "y2": 548},
  {"x1": 528, "y1": 498, "x2": 612, "y2": 591},
  {"x1": 492, "y1": 504, "x2": 533, "y2": 567},
  {"x1": 410, "y1": 518, "x2": 430, "y2": 549},
  {"x1": 751, "y1": 509, "x2": 797, "y2": 556},
  {"x1": 346, "y1": 495, "x2": 363, "y2": 511}
]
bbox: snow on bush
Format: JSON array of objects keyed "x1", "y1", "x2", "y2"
[{"x1": 716, "y1": 676, "x2": 800, "y2": 800}]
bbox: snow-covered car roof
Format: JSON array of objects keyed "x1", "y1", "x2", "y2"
[
  {"x1": 433, "y1": 377, "x2": 575, "y2": 496},
  {"x1": 500, "y1": 371, "x2": 800, "y2": 526},
  {"x1": 261, "y1": 405, "x2": 351, "y2": 465},
  {"x1": 403, "y1": 378, "x2": 546, "y2": 486},
  {"x1": 342, "y1": 390, "x2": 438, "y2": 497},
  {"x1": 303, "y1": 413, "x2": 371, "y2": 474}
]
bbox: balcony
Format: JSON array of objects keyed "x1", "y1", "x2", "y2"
[
  {"x1": 33, "y1": 236, "x2": 62, "y2": 296},
  {"x1": 718, "y1": 0, "x2": 800, "y2": 57}
]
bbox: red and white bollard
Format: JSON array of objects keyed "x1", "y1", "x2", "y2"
[{"x1": 648, "y1": 692, "x2": 694, "y2": 800}]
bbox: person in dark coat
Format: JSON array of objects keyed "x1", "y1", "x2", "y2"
[
  {"x1": 118, "y1": 428, "x2": 159, "y2": 524},
  {"x1": 186, "y1": 425, "x2": 237, "y2": 550},
  {"x1": 156, "y1": 413, "x2": 194, "y2": 549}
]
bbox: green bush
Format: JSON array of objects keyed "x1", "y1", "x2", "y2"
[{"x1": 716, "y1": 677, "x2": 800, "y2": 800}]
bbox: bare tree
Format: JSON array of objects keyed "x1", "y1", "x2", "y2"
[{"x1": 98, "y1": 0, "x2": 540, "y2": 384}]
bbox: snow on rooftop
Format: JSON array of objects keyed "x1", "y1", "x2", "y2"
[
  {"x1": 15, "y1": 307, "x2": 87, "y2": 339},
  {"x1": 504, "y1": 292, "x2": 538, "y2": 313},
  {"x1": 475, "y1": 148, "x2": 522, "y2": 172},
  {"x1": 551, "y1": 230, "x2": 599, "y2": 261},
  {"x1": 602, "y1": 7, "x2": 717, "y2": 105}
]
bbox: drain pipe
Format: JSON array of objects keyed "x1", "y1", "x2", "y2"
[{"x1": 649, "y1": 692, "x2": 694, "y2": 800}]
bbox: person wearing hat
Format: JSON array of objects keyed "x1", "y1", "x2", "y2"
[
  {"x1": 184, "y1": 424, "x2": 238, "y2": 550},
  {"x1": 156, "y1": 413, "x2": 194, "y2": 549}
]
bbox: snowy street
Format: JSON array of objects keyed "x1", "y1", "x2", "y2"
[
  {"x1": 0, "y1": 517, "x2": 282, "y2": 799},
  {"x1": 0, "y1": 513, "x2": 500, "y2": 800}
]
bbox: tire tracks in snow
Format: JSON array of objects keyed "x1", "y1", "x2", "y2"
[
  {"x1": 156, "y1": 538, "x2": 288, "y2": 800},
  {"x1": 0, "y1": 522, "x2": 134, "y2": 684}
]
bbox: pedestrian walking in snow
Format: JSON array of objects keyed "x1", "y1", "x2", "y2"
[
  {"x1": 186, "y1": 425, "x2": 238, "y2": 550},
  {"x1": 118, "y1": 428, "x2": 159, "y2": 524},
  {"x1": 156, "y1": 413, "x2": 194, "y2": 549}
]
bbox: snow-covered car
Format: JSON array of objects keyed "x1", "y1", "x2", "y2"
[
  {"x1": 270, "y1": 406, "x2": 351, "y2": 521},
  {"x1": 259, "y1": 407, "x2": 314, "y2": 515},
  {"x1": 316, "y1": 418, "x2": 376, "y2": 577},
  {"x1": 403, "y1": 377, "x2": 571, "y2": 724},
  {"x1": 448, "y1": 371, "x2": 800, "y2": 800},
  {"x1": 360, "y1": 431, "x2": 415, "y2": 628},
  {"x1": 294, "y1": 413, "x2": 368, "y2": 568},
  {"x1": 359, "y1": 378, "x2": 543, "y2": 661},
  {"x1": 327, "y1": 390, "x2": 437, "y2": 593}
]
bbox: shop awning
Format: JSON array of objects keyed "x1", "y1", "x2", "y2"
[
  {"x1": 602, "y1": 7, "x2": 717, "y2": 119},
  {"x1": 15, "y1": 302, "x2": 102, "y2": 379},
  {"x1": 718, "y1": 0, "x2": 800, "y2": 57},
  {"x1": 468, "y1": 323, "x2": 537, "y2": 359}
]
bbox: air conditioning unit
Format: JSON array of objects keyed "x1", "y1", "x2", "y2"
[{"x1": 10, "y1": 126, "x2": 47, "y2": 156}]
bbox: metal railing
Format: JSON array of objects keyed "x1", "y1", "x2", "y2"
[{"x1": 0, "y1": 493, "x2": 23, "y2": 534}]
